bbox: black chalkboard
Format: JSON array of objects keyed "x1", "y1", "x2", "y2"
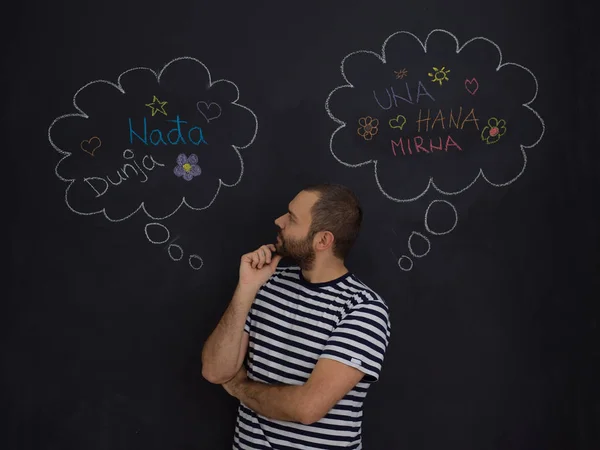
[{"x1": 5, "y1": 0, "x2": 599, "y2": 449}]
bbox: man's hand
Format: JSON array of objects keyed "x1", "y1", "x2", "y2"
[
  {"x1": 222, "y1": 365, "x2": 248, "y2": 398},
  {"x1": 238, "y1": 244, "x2": 282, "y2": 291}
]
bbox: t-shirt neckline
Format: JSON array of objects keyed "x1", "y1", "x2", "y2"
[{"x1": 297, "y1": 269, "x2": 352, "y2": 288}]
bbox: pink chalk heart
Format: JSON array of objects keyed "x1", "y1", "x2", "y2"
[
  {"x1": 80, "y1": 137, "x2": 101, "y2": 156},
  {"x1": 465, "y1": 78, "x2": 479, "y2": 95}
]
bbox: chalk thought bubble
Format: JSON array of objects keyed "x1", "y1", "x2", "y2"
[
  {"x1": 48, "y1": 57, "x2": 258, "y2": 221},
  {"x1": 325, "y1": 29, "x2": 545, "y2": 202}
]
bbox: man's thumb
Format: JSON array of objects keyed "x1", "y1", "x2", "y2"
[{"x1": 270, "y1": 254, "x2": 283, "y2": 268}]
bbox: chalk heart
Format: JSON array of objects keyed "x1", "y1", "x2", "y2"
[
  {"x1": 389, "y1": 115, "x2": 407, "y2": 130},
  {"x1": 196, "y1": 101, "x2": 222, "y2": 122},
  {"x1": 80, "y1": 136, "x2": 101, "y2": 156},
  {"x1": 465, "y1": 78, "x2": 479, "y2": 95}
]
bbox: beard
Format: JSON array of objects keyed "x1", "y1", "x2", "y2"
[{"x1": 276, "y1": 231, "x2": 316, "y2": 270}]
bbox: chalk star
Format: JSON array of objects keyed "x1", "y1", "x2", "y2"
[
  {"x1": 145, "y1": 95, "x2": 168, "y2": 116},
  {"x1": 394, "y1": 68, "x2": 408, "y2": 79}
]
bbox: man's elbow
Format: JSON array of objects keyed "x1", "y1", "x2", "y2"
[
  {"x1": 201, "y1": 365, "x2": 234, "y2": 385},
  {"x1": 297, "y1": 404, "x2": 327, "y2": 425}
]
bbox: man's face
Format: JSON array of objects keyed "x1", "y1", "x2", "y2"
[{"x1": 274, "y1": 191, "x2": 319, "y2": 269}]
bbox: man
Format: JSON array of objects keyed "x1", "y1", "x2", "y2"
[{"x1": 201, "y1": 183, "x2": 391, "y2": 449}]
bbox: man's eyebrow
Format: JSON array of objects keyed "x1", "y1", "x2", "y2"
[{"x1": 288, "y1": 209, "x2": 297, "y2": 219}]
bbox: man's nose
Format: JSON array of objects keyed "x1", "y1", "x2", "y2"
[{"x1": 274, "y1": 215, "x2": 285, "y2": 229}]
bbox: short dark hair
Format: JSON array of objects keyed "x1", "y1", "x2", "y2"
[{"x1": 304, "y1": 183, "x2": 363, "y2": 259}]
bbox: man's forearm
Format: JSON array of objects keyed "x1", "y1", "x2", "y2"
[
  {"x1": 234, "y1": 378, "x2": 309, "y2": 423},
  {"x1": 201, "y1": 285, "x2": 256, "y2": 383}
]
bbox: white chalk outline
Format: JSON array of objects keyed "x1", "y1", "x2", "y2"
[
  {"x1": 424, "y1": 199, "x2": 458, "y2": 236},
  {"x1": 168, "y1": 243, "x2": 184, "y2": 261},
  {"x1": 144, "y1": 222, "x2": 170, "y2": 244},
  {"x1": 397, "y1": 255, "x2": 414, "y2": 272},
  {"x1": 48, "y1": 56, "x2": 259, "y2": 222},
  {"x1": 189, "y1": 254, "x2": 204, "y2": 270},
  {"x1": 407, "y1": 231, "x2": 431, "y2": 258},
  {"x1": 324, "y1": 29, "x2": 546, "y2": 203},
  {"x1": 145, "y1": 222, "x2": 205, "y2": 270}
]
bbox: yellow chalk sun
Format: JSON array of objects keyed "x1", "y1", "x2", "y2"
[{"x1": 428, "y1": 66, "x2": 450, "y2": 86}]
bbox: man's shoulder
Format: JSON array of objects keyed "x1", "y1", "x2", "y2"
[
  {"x1": 344, "y1": 275, "x2": 390, "y2": 321},
  {"x1": 346, "y1": 274, "x2": 387, "y2": 306}
]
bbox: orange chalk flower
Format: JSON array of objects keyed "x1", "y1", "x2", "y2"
[{"x1": 357, "y1": 116, "x2": 379, "y2": 140}]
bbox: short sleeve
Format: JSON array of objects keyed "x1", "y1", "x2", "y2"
[
  {"x1": 244, "y1": 307, "x2": 252, "y2": 333},
  {"x1": 319, "y1": 301, "x2": 391, "y2": 382}
]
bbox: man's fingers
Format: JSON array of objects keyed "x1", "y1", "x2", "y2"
[
  {"x1": 257, "y1": 248, "x2": 266, "y2": 269},
  {"x1": 242, "y1": 253, "x2": 254, "y2": 267},
  {"x1": 243, "y1": 245, "x2": 278, "y2": 270},
  {"x1": 251, "y1": 253, "x2": 260, "y2": 269},
  {"x1": 261, "y1": 246, "x2": 272, "y2": 264}
]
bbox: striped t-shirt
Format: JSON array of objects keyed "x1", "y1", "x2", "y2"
[{"x1": 233, "y1": 265, "x2": 391, "y2": 450}]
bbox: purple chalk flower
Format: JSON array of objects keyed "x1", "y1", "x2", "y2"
[{"x1": 174, "y1": 153, "x2": 201, "y2": 181}]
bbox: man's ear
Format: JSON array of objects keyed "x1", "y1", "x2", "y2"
[{"x1": 314, "y1": 231, "x2": 335, "y2": 252}]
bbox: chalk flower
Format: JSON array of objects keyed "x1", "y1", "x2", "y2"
[
  {"x1": 174, "y1": 153, "x2": 201, "y2": 181},
  {"x1": 357, "y1": 116, "x2": 379, "y2": 141},
  {"x1": 481, "y1": 117, "x2": 507, "y2": 144}
]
